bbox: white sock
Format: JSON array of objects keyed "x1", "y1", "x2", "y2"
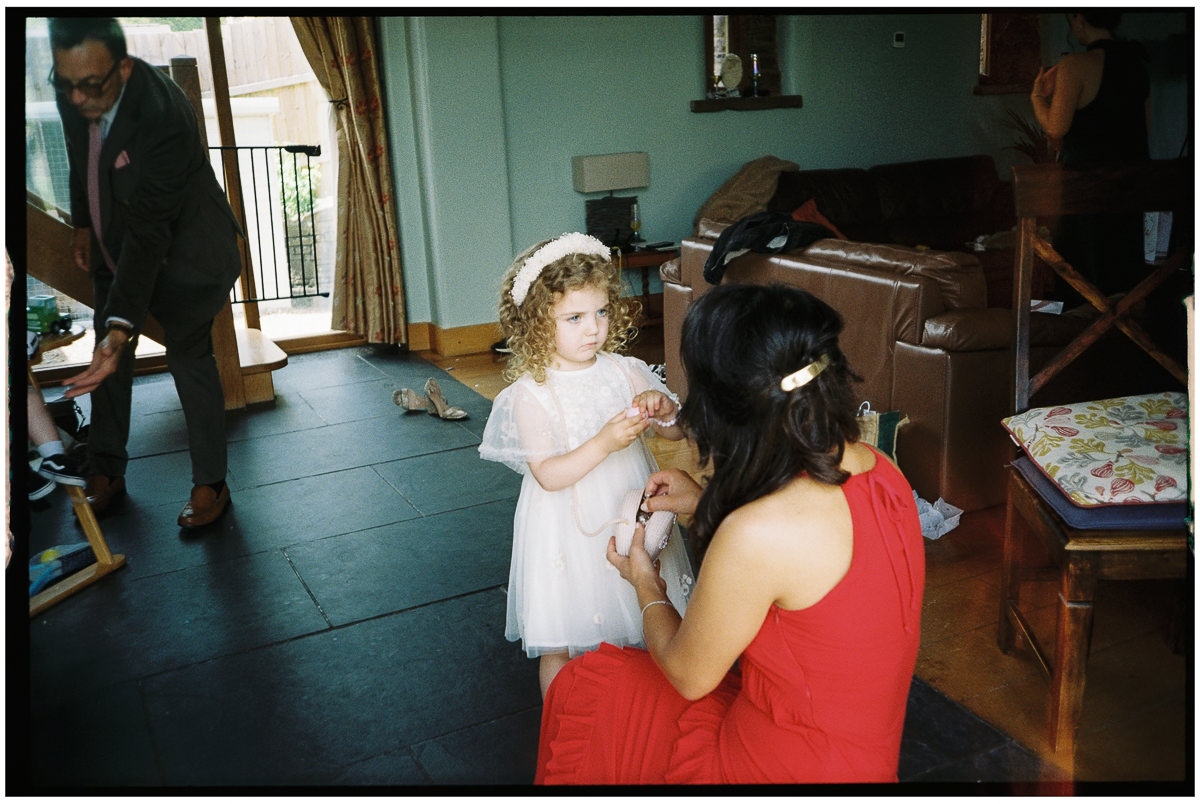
[{"x1": 37, "y1": 441, "x2": 65, "y2": 459}]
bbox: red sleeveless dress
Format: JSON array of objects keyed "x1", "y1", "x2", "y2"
[{"x1": 536, "y1": 448, "x2": 924, "y2": 784}]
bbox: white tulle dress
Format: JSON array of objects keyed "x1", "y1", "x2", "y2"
[{"x1": 479, "y1": 352, "x2": 694, "y2": 658}]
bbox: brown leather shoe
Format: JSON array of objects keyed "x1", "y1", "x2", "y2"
[
  {"x1": 85, "y1": 475, "x2": 126, "y2": 516},
  {"x1": 178, "y1": 484, "x2": 231, "y2": 528}
]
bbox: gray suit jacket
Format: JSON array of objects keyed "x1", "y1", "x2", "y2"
[{"x1": 60, "y1": 57, "x2": 243, "y2": 332}]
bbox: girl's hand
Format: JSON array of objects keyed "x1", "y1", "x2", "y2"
[
  {"x1": 607, "y1": 524, "x2": 668, "y2": 595},
  {"x1": 632, "y1": 390, "x2": 677, "y2": 423},
  {"x1": 596, "y1": 408, "x2": 650, "y2": 455}
]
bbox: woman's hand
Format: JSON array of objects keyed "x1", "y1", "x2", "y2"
[
  {"x1": 1031, "y1": 65, "x2": 1057, "y2": 101},
  {"x1": 607, "y1": 523, "x2": 668, "y2": 596},
  {"x1": 642, "y1": 468, "x2": 703, "y2": 517}
]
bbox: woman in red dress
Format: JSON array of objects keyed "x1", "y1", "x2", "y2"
[{"x1": 536, "y1": 283, "x2": 925, "y2": 784}]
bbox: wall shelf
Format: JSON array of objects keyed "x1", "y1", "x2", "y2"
[{"x1": 690, "y1": 94, "x2": 803, "y2": 113}]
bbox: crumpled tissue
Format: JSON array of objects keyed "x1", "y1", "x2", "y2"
[{"x1": 913, "y1": 492, "x2": 963, "y2": 540}]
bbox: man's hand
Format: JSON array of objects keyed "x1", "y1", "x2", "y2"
[
  {"x1": 72, "y1": 228, "x2": 92, "y2": 272},
  {"x1": 63, "y1": 328, "x2": 128, "y2": 398}
]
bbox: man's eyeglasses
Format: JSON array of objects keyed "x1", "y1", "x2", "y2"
[{"x1": 48, "y1": 60, "x2": 120, "y2": 99}]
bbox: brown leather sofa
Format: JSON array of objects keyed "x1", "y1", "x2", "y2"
[{"x1": 658, "y1": 155, "x2": 1159, "y2": 512}]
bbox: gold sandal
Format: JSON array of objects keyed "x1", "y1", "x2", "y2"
[
  {"x1": 423, "y1": 378, "x2": 468, "y2": 420},
  {"x1": 392, "y1": 388, "x2": 428, "y2": 412}
]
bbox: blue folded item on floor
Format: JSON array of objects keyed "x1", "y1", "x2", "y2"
[
  {"x1": 29, "y1": 543, "x2": 94, "y2": 596},
  {"x1": 1011, "y1": 457, "x2": 1189, "y2": 530}
]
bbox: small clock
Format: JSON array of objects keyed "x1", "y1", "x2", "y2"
[{"x1": 719, "y1": 53, "x2": 742, "y2": 90}]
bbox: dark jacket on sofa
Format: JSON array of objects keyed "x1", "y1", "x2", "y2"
[{"x1": 703, "y1": 211, "x2": 833, "y2": 283}]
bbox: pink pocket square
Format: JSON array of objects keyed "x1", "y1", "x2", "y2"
[{"x1": 113, "y1": 151, "x2": 130, "y2": 169}]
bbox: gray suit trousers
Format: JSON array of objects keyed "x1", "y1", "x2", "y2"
[{"x1": 88, "y1": 268, "x2": 230, "y2": 486}]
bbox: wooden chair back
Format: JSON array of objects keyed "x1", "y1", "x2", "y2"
[{"x1": 1009, "y1": 160, "x2": 1192, "y2": 412}]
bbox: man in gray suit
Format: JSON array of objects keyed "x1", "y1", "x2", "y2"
[{"x1": 51, "y1": 17, "x2": 243, "y2": 528}]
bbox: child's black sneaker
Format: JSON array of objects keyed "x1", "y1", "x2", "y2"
[
  {"x1": 37, "y1": 453, "x2": 87, "y2": 487},
  {"x1": 28, "y1": 468, "x2": 55, "y2": 501}
]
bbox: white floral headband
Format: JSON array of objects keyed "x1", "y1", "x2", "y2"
[
  {"x1": 780, "y1": 354, "x2": 831, "y2": 392},
  {"x1": 510, "y1": 232, "x2": 612, "y2": 306}
]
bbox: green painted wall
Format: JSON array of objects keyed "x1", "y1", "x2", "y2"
[
  {"x1": 379, "y1": 12, "x2": 1190, "y2": 331},
  {"x1": 379, "y1": 17, "x2": 513, "y2": 328}
]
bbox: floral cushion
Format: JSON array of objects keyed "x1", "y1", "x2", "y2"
[{"x1": 1001, "y1": 392, "x2": 1189, "y2": 506}]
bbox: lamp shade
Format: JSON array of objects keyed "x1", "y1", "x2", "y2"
[{"x1": 572, "y1": 151, "x2": 649, "y2": 193}]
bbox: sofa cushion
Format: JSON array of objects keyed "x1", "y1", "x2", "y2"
[
  {"x1": 869, "y1": 155, "x2": 1003, "y2": 251},
  {"x1": 791, "y1": 198, "x2": 848, "y2": 239},
  {"x1": 692, "y1": 155, "x2": 798, "y2": 232},
  {"x1": 768, "y1": 168, "x2": 887, "y2": 243},
  {"x1": 803, "y1": 241, "x2": 986, "y2": 310},
  {"x1": 695, "y1": 217, "x2": 728, "y2": 240}
]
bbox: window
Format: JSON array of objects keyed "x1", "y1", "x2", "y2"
[
  {"x1": 24, "y1": 15, "x2": 341, "y2": 370},
  {"x1": 692, "y1": 14, "x2": 802, "y2": 113}
]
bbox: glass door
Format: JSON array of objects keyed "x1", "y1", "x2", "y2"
[{"x1": 24, "y1": 15, "x2": 341, "y2": 370}]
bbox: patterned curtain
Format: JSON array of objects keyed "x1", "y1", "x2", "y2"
[{"x1": 291, "y1": 17, "x2": 406, "y2": 344}]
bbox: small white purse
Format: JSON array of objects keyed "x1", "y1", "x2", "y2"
[{"x1": 613, "y1": 489, "x2": 675, "y2": 561}]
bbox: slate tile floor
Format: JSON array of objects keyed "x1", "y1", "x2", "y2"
[{"x1": 17, "y1": 345, "x2": 1071, "y2": 792}]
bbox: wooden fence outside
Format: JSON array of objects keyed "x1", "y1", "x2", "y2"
[
  {"x1": 27, "y1": 18, "x2": 327, "y2": 156},
  {"x1": 122, "y1": 17, "x2": 329, "y2": 150},
  {"x1": 26, "y1": 16, "x2": 336, "y2": 315}
]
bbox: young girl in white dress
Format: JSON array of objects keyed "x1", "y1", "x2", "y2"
[{"x1": 480, "y1": 233, "x2": 695, "y2": 698}]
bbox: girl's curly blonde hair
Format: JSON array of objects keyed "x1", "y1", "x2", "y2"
[{"x1": 498, "y1": 239, "x2": 641, "y2": 383}]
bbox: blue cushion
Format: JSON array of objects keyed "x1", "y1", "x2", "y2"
[{"x1": 1012, "y1": 457, "x2": 1188, "y2": 531}]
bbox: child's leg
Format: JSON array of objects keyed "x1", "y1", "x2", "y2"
[
  {"x1": 28, "y1": 385, "x2": 61, "y2": 448},
  {"x1": 539, "y1": 652, "x2": 570, "y2": 699}
]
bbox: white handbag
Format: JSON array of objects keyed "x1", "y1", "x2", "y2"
[{"x1": 613, "y1": 489, "x2": 675, "y2": 561}]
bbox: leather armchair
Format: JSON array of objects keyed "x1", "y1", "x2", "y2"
[
  {"x1": 660, "y1": 224, "x2": 1159, "y2": 512},
  {"x1": 659, "y1": 154, "x2": 1173, "y2": 511}
]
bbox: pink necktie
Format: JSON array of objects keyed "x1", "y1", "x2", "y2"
[{"x1": 87, "y1": 121, "x2": 117, "y2": 271}]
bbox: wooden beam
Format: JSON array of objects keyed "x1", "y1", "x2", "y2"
[
  {"x1": 205, "y1": 16, "x2": 262, "y2": 331},
  {"x1": 1012, "y1": 160, "x2": 1194, "y2": 219},
  {"x1": 25, "y1": 199, "x2": 166, "y2": 345}
]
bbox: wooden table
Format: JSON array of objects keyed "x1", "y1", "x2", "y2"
[
  {"x1": 617, "y1": 247, "x2": 677, "y2": 326},
  {"x1": 30, "y1": 323, "x2": 87, "y2": 363}
]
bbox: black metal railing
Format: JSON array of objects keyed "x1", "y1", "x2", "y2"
[{"x1": 210, "y1": 144, "x2": 328, "y2": 304}]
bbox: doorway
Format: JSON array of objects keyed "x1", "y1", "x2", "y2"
[{"x1": 23, "y1": 15, "x2": 344, "y2": 369}]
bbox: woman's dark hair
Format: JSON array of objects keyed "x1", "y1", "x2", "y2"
[
  {"x1": 678, "y1": 283, "x2": 861, "y2": 553},
  {"x1": 1080, "y1": 11, "x2": 1122, "y2": 31},
  {"x1": 48, "y1": 18, "x2": 128, "y2": 61}
]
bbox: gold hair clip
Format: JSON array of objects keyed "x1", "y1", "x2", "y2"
[{"x1": 780, "y1": 354, "x2": 830, "y2": 392}]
